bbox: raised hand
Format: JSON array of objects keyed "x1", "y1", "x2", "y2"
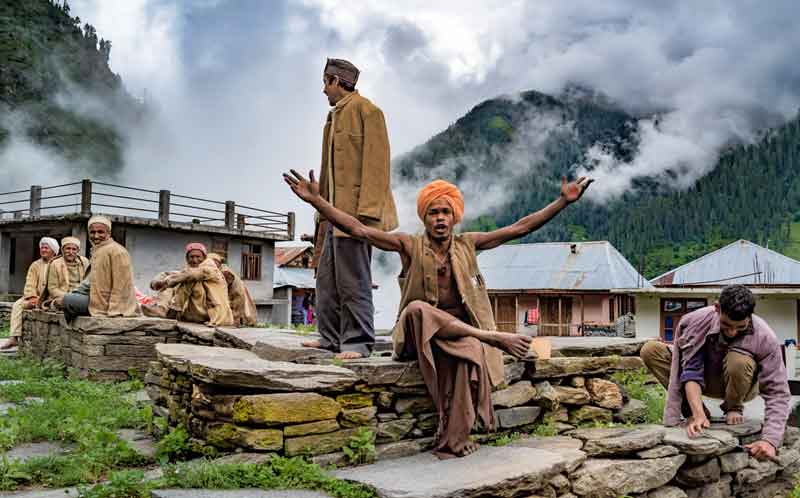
[
  {"x1": 560, "y1": 176, "x2": 594, "y2": 203},
  {"x1": 283, "y1": 169, "x2": 321, "y2": 204}
]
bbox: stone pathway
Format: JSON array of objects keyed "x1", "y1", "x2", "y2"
[
  {"x1": 152, "y1": 491, "x2": 332, "y2": 498},
  {"x1": 4, "y1": 441, "x2": 68, "y2": 462},
  {"x1": 334, "y1": 445, "x2": 582, "y2": 498},
  {"x1": 117, "y1": 428, "x2": 158, "y2": 461}
]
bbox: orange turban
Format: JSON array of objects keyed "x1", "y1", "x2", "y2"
[{"x1": 416, "y1": 180, "x2": 464, "y2": 223}]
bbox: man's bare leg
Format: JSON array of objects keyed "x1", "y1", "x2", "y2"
[
  {"x1": 302, "y1": 339, "x2": 324, "y2": 348},
  {"x1": 0, "y1": 337, "x2": 18, "y2": 350},
  {"x1": 438, "y1": 319, "x2": 531, "y2": 358}
]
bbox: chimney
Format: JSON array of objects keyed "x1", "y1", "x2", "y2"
[{"x1": 570, "y1": 243, "x2": 578, "y2": 254}]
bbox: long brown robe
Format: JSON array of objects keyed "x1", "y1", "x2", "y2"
[
  {"x1": 167, "y1": 259, "x2": 234, "y2": 327},
  {"x1": 41, "y1": 255, "x2": 89, "y2": 309},
  {"x1": 89, "y1": 238, "x2": 139, "y2": 317},
  {"x1": 9, "y1": 258, "x2": 49, "y2": 337},
  {"x1": 392, "y1": 234, "x2": 505, "y2": 458},
  {"x1": 220, "y1": 264, "x2": 257, "y2": 327}
]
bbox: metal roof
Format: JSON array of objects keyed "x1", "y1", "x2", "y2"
[
  {"x1": 273, "y1": 267, "x2": 315, "y2": 289},
  {"x1": 275, "y1": 245, "x2": 313, "y2": 267},
  {"x1": 651, "y1": 240, "x2": 800, "y2": 286},
  {"x1": 477, "y1": 241, "x2": 651, "y2": 291}
]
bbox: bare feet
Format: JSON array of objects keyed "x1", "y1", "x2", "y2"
[
  {"x1": 490, "y1": 333, "x2": 532, "y2": 358},
  {"x1": 726, "y1": 411, "x2": 744, "y2": 425},
  {"x1": 302, "y1": 339, "x2": 323, "y2": 348},
  {"x1": 0, "y1": 337, "x2": 18, "y2": 350},
  {"x1": 457, "y1": 440, "x2": 480, "y2": 457},
  {"x1": 335, "y1": 351, "x2": 364, "y2": 360}
]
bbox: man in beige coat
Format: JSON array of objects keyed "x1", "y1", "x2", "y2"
[
  {"x1": 305, "y1": 58, "x2": 398, "y2": 359},
  {"x1": 147, "y1": 243, "x2": 234, "y2": 327},
  {"x1": 41, "y1": 236, "x2": 89, "y2": 310},
  {"x1": 63, "y1": 216, "x2": 140, "y2": 319},
  {"x1": 1, "y1": 237, "x2": 58, "y2": 349}
]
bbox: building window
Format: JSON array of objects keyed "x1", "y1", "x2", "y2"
[
  {"x1": 211, "y1": 238, "x2": 228, "y2": 262},
  {"x1": 241, "y1": 243, "x2": 262, "y2": 280},
  {"x1": 660, "y1": 298, "x2": 707, "y2": 342}
]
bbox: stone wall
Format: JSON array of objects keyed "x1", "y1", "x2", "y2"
[
  {"x1": 146, "y1": 338, "x2": 646, "y2": 461},
  {"x1": 20, "y1": 311, "x2": 216, "y2": 380}
]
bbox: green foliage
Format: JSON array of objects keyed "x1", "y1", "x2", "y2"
[
  {"x1": 531, "y1": 416, "x2": 559, "y2": 437},
  {"x1": 0, "y1": 355, "x2": 150, "y2": 490},
  {"x1": 0, "y1": 326, "x2": 9, "y2": 339},
  {"x1": 611, "y1": 368, "x2": 666, "y2": 425},
  {"x1": 488, "y1": 431, "x2": 522, "y2": 446},
  {"x1": 155, "y1": 425, "x2": 192, "y2": 464},
  {"x1": 77, "y1": 457, "x2": 378, "y2": 498},
  {"x1": 341, "y1": 428, "x2": 376, "y2": 465},
  {"x1": 256, "y1": 323, "x2": 317, "y2": 335}
]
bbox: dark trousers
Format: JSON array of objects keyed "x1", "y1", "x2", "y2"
[
  {"x1": 63, "y1": 292, "x2": 90, "y2": 322},
  {"x1": 316, "y1": 225, "x2": 375, "y2": 356}
]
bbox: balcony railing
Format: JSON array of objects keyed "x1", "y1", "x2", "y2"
[{"x1": 0, "y1": 180, "x2": 294, "y2": 240}]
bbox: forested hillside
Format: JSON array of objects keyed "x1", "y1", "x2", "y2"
[
  {"x1": 0, "y1": 0, "x2": 141, "y2": 178},
  {"x1": 395, "y1": 89, "x2": 800, "y2": 278}
]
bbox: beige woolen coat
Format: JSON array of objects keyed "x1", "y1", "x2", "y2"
[{"x1": 89, "y1": 239, "x2": 139, "y2": 317}]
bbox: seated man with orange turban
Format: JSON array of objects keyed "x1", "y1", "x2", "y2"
[
  {"x1": 284, "y1": 169, "x2": 593, "y2": 459},
  {"x1": 145, "y1": 243, "x2": 234, "y2": 326}
]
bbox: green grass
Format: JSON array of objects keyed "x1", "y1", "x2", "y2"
[
  {"x1": 256, "y1": 323, "x2": 317, "y2": 335},
  {"x1": 610, "y1": 368, "x2": 666, "y2": 425},
  {"x1": 530, "y1": 416, "x2": 559, "y2": 437},
  {"x1": 0, "y1": 326, "x2": 9, "y2": 339},
  {"x1": 76, "y1": 457, "x2": 377, "y2": 498},
  {"x1": 0, "y1": 356, "x2": 151, "y2": 490}
]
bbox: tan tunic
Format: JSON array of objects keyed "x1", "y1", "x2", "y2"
[
  {"x1": 41, "y1": 255, "x2": 89, "y2": 308},
  {"x1": 221, "y1": 265, "x2": 257, "y2": 327},
  {"x1": 168, "y1": 259, "x2": 234, "y2": 327},
  {"x1": 9, "y1": 258, "x2": 49, "y2": 337},
  {"x1": 89, "y1": 238, "x2": 139, "y2": 317}
]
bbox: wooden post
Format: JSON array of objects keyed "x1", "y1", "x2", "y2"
[
  {"x1": 225, "y1": 201, "x2": 235, "y2": 230},
  {"x1": 29, "y1": 185, "x2": 42, "y2": 217},
  {"x1": 237, "y1": 214, "x2": 246, "y2": 232},
  {"x1": 288, "y1": 212, "x2": 296, "y2": 240},
  {"x1": 80, "y1": 179, "x2": 92, "y2": 216},
  {"x1": 158, "y1": 190, "x2": 170, "y2": 225},
  {"x1": 580, "y1": 294, "x2": 585, "y2": 336},
  {"x1": 557, "y1": 297, "x2": 562, "y2": 337},
  {"x1": 514, "y1": 295, "x2": 519, "y2": 334}
]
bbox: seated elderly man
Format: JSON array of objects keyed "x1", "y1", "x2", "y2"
[
  {"x1": 145, "y1": 243, "x2": 234, "y2": 326},
  {"x1": 63, "y1": 216, "x2": 139, "y2": 320},
  {"x1": 0, "y1": 237, "x2": 59, "y2": 349},
  {"x1": 207, "y1": 253, "x2": 257, "y2": 327},
  {"x1": 284, "y1": 169, "x2": 592, "y2": 458},
  {"x1": 640, "y1": 284, "x2": 790, "y2": 462},
  {"x1": 41, "y1": 236, "x2": 89, "y2": 310}
]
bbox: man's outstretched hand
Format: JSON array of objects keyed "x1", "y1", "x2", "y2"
[
  {"x1": 745, "y1": 440, "x2": 777, "y2": 461},
  {"x1": 561, "y1": 176, "x2": 594, "y2": 203},
  {"x1": 283, "y1": 169, "x2": 320, "y2": 204}
]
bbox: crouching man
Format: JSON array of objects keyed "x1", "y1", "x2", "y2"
[
  {"x1": 63, "y1": 216, "x2": 139, "y2": 320},
  {"x1": 284, "y1": 169, "x2": 592, "y2": 458},
  {"x1": 640, "y1": 284, "x2": 791, "y2": 461}
]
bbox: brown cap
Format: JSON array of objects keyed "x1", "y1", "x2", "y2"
[{"x1": 324, "y1": 58, "x2": 359, "y2": 86}]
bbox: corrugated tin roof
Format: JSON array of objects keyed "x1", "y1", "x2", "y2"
[
  {"x1": 651, "y1": 239, "x2": 800, "y2": 286},
  {"x1": 477, "y1": 241, "x2": 651, "y2": 290},
  {"x1": 273, "y1": 267, "x2": 315, "y2": 289},
  {"x1": 275, "y1": 246, "x2": 313, "y2": 267}
]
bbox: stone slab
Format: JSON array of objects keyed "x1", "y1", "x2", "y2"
[
  {"x1": 510, "y1": 436, "x2": 587, "y2": 473},
  {"x1": 334, "y1": 446, "x2": 572, "y2": 498},
  {"x1": 662, "y1": 427, "x2": 737, "y2": 455},
  {"x1": 532, "y1": 356, "x2": 643, "y2": 379},
  {"x1": 214, "y1": 327, "x2": 285, "y2": 350},
  {"x1": 70, "y1": 316, "x2": 178, "y2": 335},
  {"x1": 116, "y1": 429, "x2": 157, "y2": 460},
  {"x1": 549, "y1": 337, "x2": 648, "y2": 357},
  {"x1": 156, "y1": 344, "x2": 357, "y2": 391},
  {"x1": 6, "y1": 442, "x2": 67, "y2": 462},
  {"x1": 252, "y1": 332, "x2": 333, "y2": 362},
  {"x1": 176, "y1": 322, "x2": 217, "y2": 342},
  {"x1": 340, "y1": 358, "x2": 424, "y2": 386},
  {"x1": 570, "y1": 455, "x2": 687, "y2": 497},
  {"x1": 152, "y1": 491, "x2": 332, "y2": 498}
]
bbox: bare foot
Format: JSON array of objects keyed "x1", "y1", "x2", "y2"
[
  {"x1": 490, "y1": 333, "x2": 532, "y2": 358},
  {"x1": 457, "y1": 440, "x2": 480, "y2": 457},
  {"x1": 726, "y1": 411, "x2": 744, "y2": 425},
  {"x1": 335, "y1": 351, "x2": 364, "y2": 360},
  {"x1": 0, "y1": 337, "x2": 18, "y2": 350},
  {"x1": 302, "y1": 339, "x2": 323, "y2": 348}
]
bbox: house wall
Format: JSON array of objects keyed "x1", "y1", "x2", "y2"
[
  {"x1": 633, "y1": 293, "x2": 799, "y2": 343},
  {"x1": 508, "y1": 293, "x2": 613, "y2": 334}
]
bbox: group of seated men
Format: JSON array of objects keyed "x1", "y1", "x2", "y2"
[{"x1": 0, "y1": 215, "x2": 256, "y2": 350}]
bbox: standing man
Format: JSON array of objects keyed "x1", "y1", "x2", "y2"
[
  {"x1": 304, "y1": 58, "x2": 398, "y2": 359},
  {"x1": 284, "y1": 170, "x2": 592, "y2": 457},
  {"x1": 63, "y1": 216, "x2": 139, "y2": 319},
  {"x1": 0, "y1": 237, "x2": 59, "y2": 349},
  {"x1": 640, "y1": 284, "x2": 790, "y2": 461}
]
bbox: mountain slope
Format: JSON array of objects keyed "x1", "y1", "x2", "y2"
[
  {"x1": 395, "y1": 89, "x2": 800, "y2": 278},
  {"x1": 0, "y1": 0, "x2": 141, "y2": 178}
]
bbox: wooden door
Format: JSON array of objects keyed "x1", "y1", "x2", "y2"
[{"x1": 495, "y1": 296, "x2": 517, "y2": 332}]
